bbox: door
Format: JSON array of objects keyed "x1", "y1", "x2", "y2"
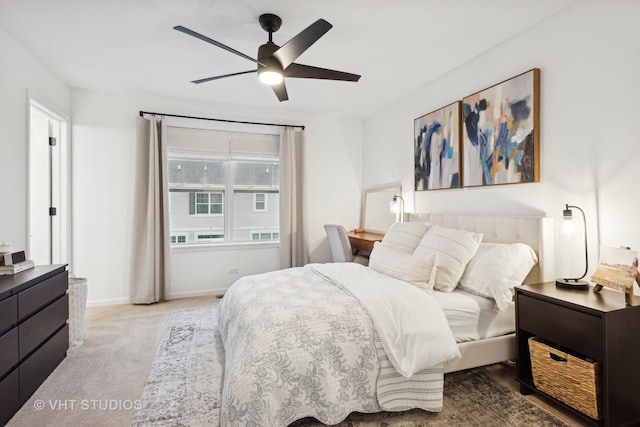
[{"x1": 29, "y1": 100, "x2": 70, "y2": 266}]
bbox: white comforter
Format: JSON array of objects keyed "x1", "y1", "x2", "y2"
[
  {"x1": 218, "y1": 263, "x2": 460, "y2": 426},
  {"x1": 311, "y1": 263, "x2": 460, "y2": 376}
]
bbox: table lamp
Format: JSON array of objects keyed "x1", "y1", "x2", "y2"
[
  {"x1": 390, "y1": 195, "x2": 405, "y2": 223},
  {"x1": 556, "y1": 203, "x2": 589, "y2": 290}
]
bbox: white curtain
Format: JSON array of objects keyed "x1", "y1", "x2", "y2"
[
  {"x1": 279, "y1": 127, "x2": 308, "y2": 268},
  {"x1": 129, "y1": 116, "x2": 171, "y2": 304}
]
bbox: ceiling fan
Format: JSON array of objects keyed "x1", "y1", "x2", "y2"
[{"x1": 174, "y1": 13, "x2": 361, "y2": 102}]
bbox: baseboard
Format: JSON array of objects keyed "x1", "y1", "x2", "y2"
[
  {"x1": 168, "y1": 288, "x2": 228, "y2": 300},
  {"x1": 86, "y1": 297, "x2": 130, "y2": 308},
  {"x1": 85, "y1": 289, "x2": 228, "y2": 308}
]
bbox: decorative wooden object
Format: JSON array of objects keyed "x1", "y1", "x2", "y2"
[{"x1": 591, "y1": 246, "x2": 638, "y2": 305}]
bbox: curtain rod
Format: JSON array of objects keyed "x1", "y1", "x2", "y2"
[{"x1": 139, "y1": 110, "x2": 305, "y2": 130}]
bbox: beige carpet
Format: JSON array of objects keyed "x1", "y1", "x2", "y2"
[{"x1": 7, "y1": 296, "x2": 584, "y2": 426}]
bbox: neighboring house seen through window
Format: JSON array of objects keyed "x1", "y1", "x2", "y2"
[{"x1": 166, "y1": 126, "x2": 279, "y2": 246}]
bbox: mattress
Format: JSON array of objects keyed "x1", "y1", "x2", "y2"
[{"x1": 430, "y1": 289, "x2": 515, "y2": 343}]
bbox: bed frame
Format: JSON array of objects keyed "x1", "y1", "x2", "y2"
[{"x1": 407, "y1": 213, "x2": 555, "y2": 373}]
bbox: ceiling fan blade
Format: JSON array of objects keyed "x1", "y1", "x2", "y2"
[
  {"x1": 272, "y1": 19, "x2": 332, "y2": 69},
  {"x1": 174, "y1": 25, "x2": 264, "y2": 66},
  {"x1": 284, "y1": 63, "x2": 361, "y2": 82},
  {"x1": 191, "y1": 70, "x2": 255, "y2": 84},
  {"x1": 272, "y1": 82, "x2": 289, "y2": 102}
]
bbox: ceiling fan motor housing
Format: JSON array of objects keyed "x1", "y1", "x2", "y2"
[{"x1": 257, "y1": 43, "x2": 283, "y2": 75}]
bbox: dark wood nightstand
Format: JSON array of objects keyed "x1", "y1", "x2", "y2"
[{"x1": 515, "y1": 282, "x2": 640, "y2": 427}]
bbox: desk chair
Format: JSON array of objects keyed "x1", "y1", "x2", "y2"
[{"x1": 323, "y1": 224, "x2": 369, "y2": 265}]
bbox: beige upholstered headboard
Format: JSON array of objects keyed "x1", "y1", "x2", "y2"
[{"x1": 408, "y1": 213, "x2": 555, "y2": 285}]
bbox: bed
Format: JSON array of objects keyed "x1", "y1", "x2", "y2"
[{"x1": 217, "y1": 213, "x2": 555, "y2": 426}]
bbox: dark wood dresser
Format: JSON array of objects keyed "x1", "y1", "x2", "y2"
[
  {"x1": 516, "y1": 282, "x2": 640, "y2": 427},
  {"x1": 0, "y1": 265, "x2": 69, "y2": 425}
]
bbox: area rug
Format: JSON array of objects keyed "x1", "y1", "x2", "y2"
[{"x1": 131, "y1": 306, "x2": 569, "y2": 427}]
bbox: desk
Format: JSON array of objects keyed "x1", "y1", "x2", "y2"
[{"x1": 347, "y1": 231, "x2": 384, "y2": 253}]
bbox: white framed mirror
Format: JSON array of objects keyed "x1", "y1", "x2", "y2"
[{"x1": 360, "y1": 184, "x2": 401, "y2": 233}]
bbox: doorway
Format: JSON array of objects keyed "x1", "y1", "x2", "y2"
[{"x1": 28, "y1": 99, "x2": 70, "y2": 267}]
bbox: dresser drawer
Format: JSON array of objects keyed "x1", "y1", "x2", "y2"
[
  {"x1": 18, "y1": 270, "x2": 68, "y2": 320},
  {"x1": 0, "y1": 328, "x2": 18, "y2": 379},
  {"x1": 19, "y1": 294, "x2": 68, "y2": 359},
  {"x1": 19, "y1": 324, "x2": 68, "y2": 404},
  {"x1": 518, "y1": 294, "x2": 603, "y2": 360},
  {"x1": 0, "y1": 295, "x2": 17, "y2": 335},
  {"x1": 0, "y1": 369, "x2": 20, "y2": 427}
]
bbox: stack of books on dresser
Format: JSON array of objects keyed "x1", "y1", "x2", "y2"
[{"x1": 0, "y1": 249, "x2": 34, "y2": 275}]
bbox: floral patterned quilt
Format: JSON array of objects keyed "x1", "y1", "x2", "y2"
[{"x1": 217, "y1": 264, "x2": 458, "y2": 426}]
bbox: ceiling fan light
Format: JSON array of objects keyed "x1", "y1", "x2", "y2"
[{"x1": 259, "y1": 70, "x2": 283, "y2": 85}]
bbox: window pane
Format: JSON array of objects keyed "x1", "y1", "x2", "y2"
[
  {"x1": 234, "y1": 162, "x2": 252, "y2": 186},
  {"x1": 183, "y1": 160, "x2": 206, "y2": 186},
  {"x1": 169, "y1": 190, "x2": 225, "y2": 244},
  {"x1": 233, "y1": 191, "x2": 279, "y2": 241},
  {"x1": 168, "y1": 160, "x2": 183, "y2": 186},
  {"x1": 204, "y1": 161, "x2": 225, "y2": 186},
  {"x1": 272, "y1": 163, "x2": 280, "y2": 187},
  {"x1": 253, "y1": 163, "x2": 272, "y2": 186}
]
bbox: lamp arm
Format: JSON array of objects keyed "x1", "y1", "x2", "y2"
[{"x1": 567, "y1": 204, "x2": 588, "y2": 281}]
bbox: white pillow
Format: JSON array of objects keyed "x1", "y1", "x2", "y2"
[
  {"x1": 458, "y1": 243, "x2": 538, "y2": 311},
  {"x1": 369, "y1": 242, "x2": 438, "y2": 291},
  {"x1": 380, "y1": 222, "x2": 431, "y2": 254},
  {"x1": 413, "y1": 225, "x2": 483, "y2": 292}
]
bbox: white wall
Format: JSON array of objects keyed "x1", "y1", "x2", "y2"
[
  {"x1": 71, "y1": 89, "x2": 362, "y2": 305},
  {"x1": 0, "y1": 26, "x2": 70, "y2": 253},
  {"x1": 363, "y1": 0, "x2": 640, "y2": 293}
]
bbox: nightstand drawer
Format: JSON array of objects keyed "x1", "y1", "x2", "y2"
[{"x1": 518, "y1": 294, "x2": 603, "y2": 360}]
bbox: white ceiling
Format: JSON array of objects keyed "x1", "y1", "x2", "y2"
[{"x1": 0, "y1": 0, "x2": 577, "y2": 119}]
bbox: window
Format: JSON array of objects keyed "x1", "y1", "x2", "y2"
[
  {"x1": 251, "y1": 231, "x2": 280, "y2": 241},
  {"x1": 193, "y1": 192, "x2": 223, "y2": 215},
  {"x1": 171, "y1": 235, "x2": 187, "y2": 244},
  {"x1": 253, "y1": 193, "x2": 267, "y2": 212},
  {"x1": 167, "y1": 127, "x2": 279, "y2": 246},
  {"x1": 196, "y1": 233, "x2": 224, "y2": 243}
]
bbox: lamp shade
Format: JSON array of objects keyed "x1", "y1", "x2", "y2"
[
  {"x1": 389, "y1": 195, "x2": 404, "y2": 223},
  {"x1": 556, "y1": 203, "x2": 589, "y2": 290}
]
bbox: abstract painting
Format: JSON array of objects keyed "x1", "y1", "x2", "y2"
[
  {"x1": 462, "y1": 69, "x2": 539, "y2": 187},
  {"x1": 414, "y1": 101, "x2": 461, "y2": 191}
]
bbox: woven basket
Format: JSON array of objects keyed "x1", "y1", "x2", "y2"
[{"x1": 529, "y1": 337, "x2": 602, "y2": 420}]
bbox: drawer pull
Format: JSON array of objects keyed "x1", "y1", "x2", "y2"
[{"x1": 549, "y1": 352, "x2": 567, "y2": 363}]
